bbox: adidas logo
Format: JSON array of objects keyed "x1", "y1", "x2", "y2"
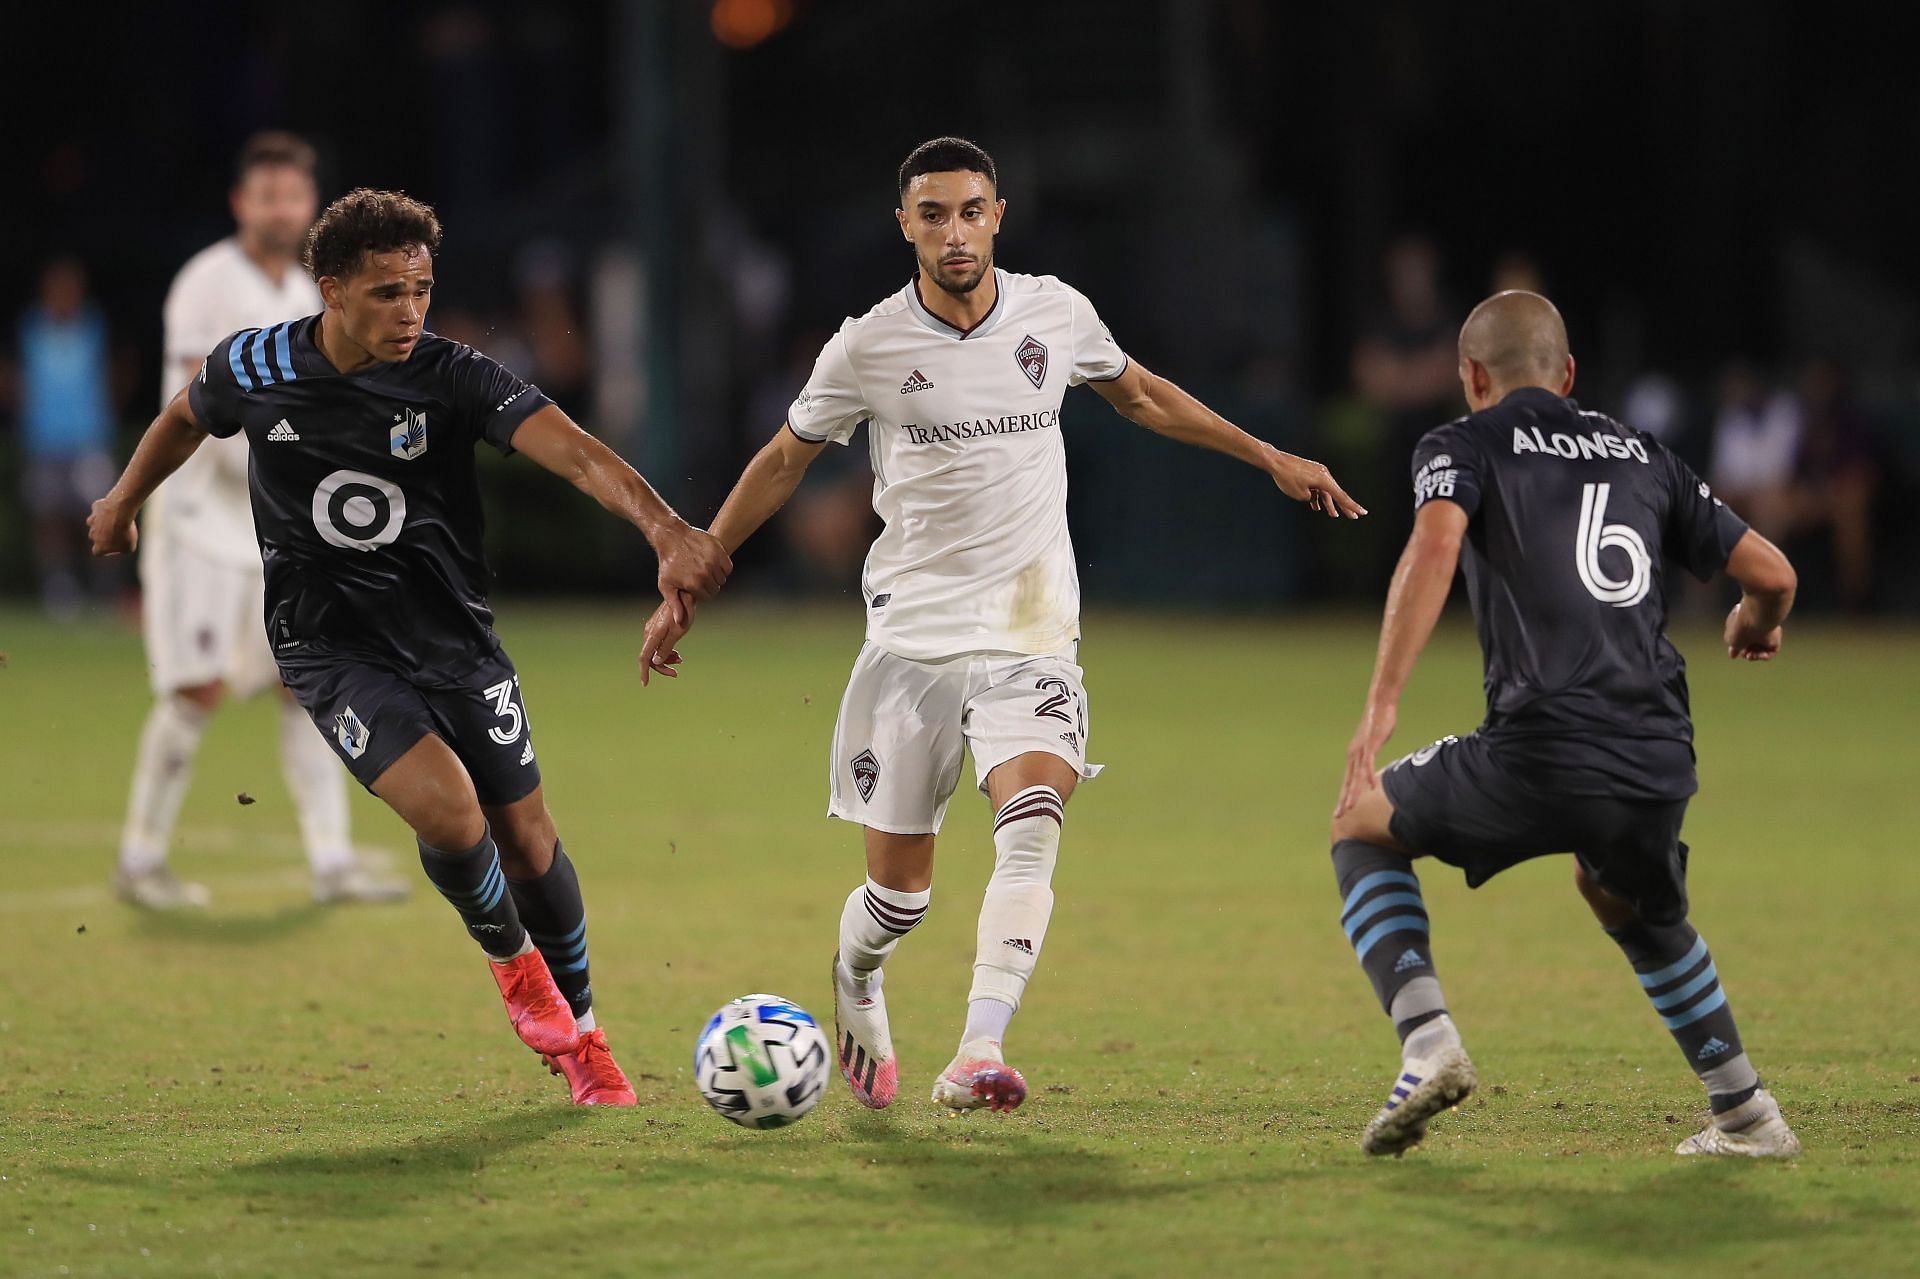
[
  {"x1": 266, "y1": 419, "x2": 300, "y2": 442},
  {"x1": 1002, "y1": 938, "x2": 1035, "y2": 956},
  {"x1": 1393, "y1": 948, "x2": 1427, "y2": 973},
  {"x1": 899, "y1": 369, "x2": 934, "y2": 394},
  {"x1": 1696, "y1": 1036, "x2": 1731, "y2": 1060},
  {"x1": 519, "y1": 740, "x2": 535, "y2": 766}
]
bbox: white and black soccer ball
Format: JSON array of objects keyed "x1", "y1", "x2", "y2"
[{"x1": 693, "y1": 993, "x2": 831, "y2": 1129}]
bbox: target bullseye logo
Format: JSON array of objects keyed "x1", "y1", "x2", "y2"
[{"x1": 312, "y1": 469, "x2": 406, "y2": 551}]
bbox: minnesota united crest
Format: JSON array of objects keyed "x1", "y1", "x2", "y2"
[
  {"x1": 390, "y1": 407, "x2": 428, "y2": 460},
  {"x1": 334, "y1": 707, "x2": 372, "y2": 760}
]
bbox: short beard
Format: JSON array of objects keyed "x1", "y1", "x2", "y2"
[{"x1": 927, "y1": 251, "x2": 991, "y2": 296}]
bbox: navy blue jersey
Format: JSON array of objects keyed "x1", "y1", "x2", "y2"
[
  {"x1": 1410, "y1": 387, "x2": 1749, "y2": 800},
  {"x1": 188, "y1": 315, "x2": 552, "y2": 679}
]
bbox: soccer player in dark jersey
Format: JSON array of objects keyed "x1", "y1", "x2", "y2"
[
  {"x1": 1327, "y1": 290, "x2": 1802, "y2": 1158},
  {"x1": 88, "y1": 190, "x2": 731, "y2": 1105}
]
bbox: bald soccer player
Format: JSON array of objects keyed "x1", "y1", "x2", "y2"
[{"x1": 1327, "y1": 290, "x2": 1802, "y2": 1158}]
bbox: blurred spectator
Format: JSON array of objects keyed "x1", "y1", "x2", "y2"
[
  {"x1": 1790, "y1": 358, "x2": 1878, "y2": 610},
  {"x1": 1621, "y1": 371, "x2": 1687, "y2": 445},
  {"x1": 1708, "y1": 360, "x2": 1800, "y2": 539},
  {"x1": 514, "y1": 240, "x2": 592, "y2": 405},
  {"x1": 1348, "y1": 234, "x2": 1460, "y2": 589},
  {"x1": 17, "y1": 258, "x2": 117, "y2": 619}
]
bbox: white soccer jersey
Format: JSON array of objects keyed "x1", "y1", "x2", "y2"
[
  {"x1": 152, "y1": 238, "x2": 322, "y2": 567},
  {"x1": 788, "y1": 269, "x2": 1127, "y2": 661}
]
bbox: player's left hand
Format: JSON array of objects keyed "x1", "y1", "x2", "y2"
[
  {"x1": 1335, "y1": 701, "x2": 1397, "y2": 818},
  {"x1": 638, "y1": 596, "x2": 694, "y2": 686},
  {"x1": 87, "y1": 496, "x2": 137, "y2": 556},
  {"x1": 1269, "y1": 451, "x2": 1368, "y2": 520}
]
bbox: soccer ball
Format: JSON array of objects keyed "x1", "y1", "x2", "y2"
[{"x1": 693, "y1": 993, "x2": 831, "y2": 1129}]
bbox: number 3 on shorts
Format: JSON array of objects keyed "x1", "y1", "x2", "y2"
[{"x1": 483, "y1": 676, "x2": 524, "y2": 745}]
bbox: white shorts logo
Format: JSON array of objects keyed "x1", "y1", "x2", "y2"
[{"x1": 312, "y1": 469, "x2": 406, "y2": 551}]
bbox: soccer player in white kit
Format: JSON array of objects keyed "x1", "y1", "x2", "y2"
[
  {"x1": 116, "y1": 133, "x2": 407, "y2": 909},
  {"x1": 641, "y1": 137, "x2": 1366, "y2": 1111}
]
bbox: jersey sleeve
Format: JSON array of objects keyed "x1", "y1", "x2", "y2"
[
  {"x1": 185, "y1": 331, "x2": 249, "y2": 439},
  {"x1": 1410, "y1": 424, "x2": 1482, "y2": 517},
  {"x1": 448, "y1": 346, "x2": 554, "y2": 454},
  {"x1": 1662, "y1": 446, "x2": 1750, "y2": 581},
  {"x1": 786, "y1": 329, "x2": 868, "y2": 446},
  {"x1": 1066, "y1": 286, "x2": 1128, "y2": 385}
]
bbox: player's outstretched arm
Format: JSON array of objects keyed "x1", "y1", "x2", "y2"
[
  {"x1": 87, "y1": 386, "x2": 210, "y2": 557},
  {"x1": 510, "y1": 405, "x2": 732, "y2": 619},
  {"x1": 1721, "y1": 529, "x2": 1797, "y2": 661},
  {"x1": 1089, "y1": 360, "x2": 1367, "y2": 519},
  {"x1": 1335, "y1": 501, "x2": 1468, "y2": 818},
  {"x1": 635, "y1": 422, "x2": 829, "y2": 685}
]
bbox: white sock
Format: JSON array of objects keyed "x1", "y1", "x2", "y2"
[
  {"x1": 969, "y1": 785, "x2": 1063, "y2": 1021},
  {"x1": 1402, "y1": 1013, "x2": 1463, "y2": 1063},
  {"x1": 575, "y1": 1008, "x2": 597, "y2": 1034},
  {"x1": 277, "y1": 700, "x2": 354, "y2": 875},
  {"x1": 489, "y1": 933, "x2": 536, "y2": 965},
  {"x1": 838, "y1": 876, "x2": 930, "y2": 987},
  {"x1": 962, "y1": 998, "x2": 1013, "y2": 1047},
  {"x1": 119, "y1": 695, "x2": 211, "y2": 874}
]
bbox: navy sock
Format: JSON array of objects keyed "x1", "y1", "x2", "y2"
[
  {"x1": 418, "y1": 827, "x2": 527, "y2": 960},
  {"x1": 1333, "y1": 839, "x2": 1447, "y2": 1041},
  {"x1": 507, "y1": 842, "x2": 592, "y2": 1019},
  {"x1": 1605, "y1": 917, "x2": 1760, "y2": 1113}
]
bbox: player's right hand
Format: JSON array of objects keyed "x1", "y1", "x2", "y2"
[
  {"x1": 87, "y1": 497, "x2": 137, "y2": 557},
  {"x1": 1723, "y1": 604, "x2": 1783, "y2": 662},
  {"x1": 656, "y1": 523, "x2": 732, "y2": 613},
  {"x1": 638, "y1": 596, "x2": 693, "y2": 686},
  {"x1": 1334, "y1": 701, "x2": 1397, "y2": 818}
]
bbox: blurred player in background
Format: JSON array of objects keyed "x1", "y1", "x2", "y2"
[
  {"x1": 91, "y1": 189, "x2": 731, "y2": 1103},
  {"x1": 117, "y1": 133, "x2": 408, "y2": 910},
  {"x1": 641, "y1": 137, "x2": 1365, "y2": 1114},
  {"x1": 1330, "y1": 290, "x2": 1801, "y2": 1158}
]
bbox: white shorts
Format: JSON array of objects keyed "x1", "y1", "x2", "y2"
[
  {"x1": 139, "y1": 531, "x2": 279, "y2": 698},
  {"x1": 827, "y1": 644, "x2": 1103, "y2": 835}
]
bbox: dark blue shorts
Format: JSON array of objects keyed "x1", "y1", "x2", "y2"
[
  {"x1": 279, "y1": 648, "x2": 542, "y2": 807},
  {"x1": 1382, "y1": 731, "x2": 1692, "y2": 925}
]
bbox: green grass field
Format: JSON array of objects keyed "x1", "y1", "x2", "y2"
[{"x1": 1, "y1": 603, "x2": 1915, "y2": 1277}]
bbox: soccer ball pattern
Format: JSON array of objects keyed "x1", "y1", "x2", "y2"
[{"x1": 694, "y1": 993, "x2": 831, "y2": 1129}]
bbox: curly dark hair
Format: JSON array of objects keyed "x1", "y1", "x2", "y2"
[
  {"x1": 897, "y1": 136, "x2": 997, "y2": 201},
  {"x1": 302, "y1": 188, "x2": 442, "y2": 281}
]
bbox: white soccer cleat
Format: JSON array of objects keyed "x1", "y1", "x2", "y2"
[
  {"x1": 312, "y1": 859, "x2": 411, "y2": 905},
  {"x1": 115, "y1": 865, "x2": 212, "y2": 911},
  {"x1": 1675, "y1": 1088, "x2": 1801, "y2": 1158},
  {"x1": 931, "y1": 1038, "x2": 1028, "y2": 1113},
  {"x1": 832, "y1": 955, "x2": 899, "y2": 1109},
  {"x1": 1361, "y1": 1015, "x2": 1476, "y2": 1156}
]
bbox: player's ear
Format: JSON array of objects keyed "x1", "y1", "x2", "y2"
[
  {"x1": 992, "y1": 198, "x2": 1006, "y2": 234},
  {"x1": 1560, "y1": 354, "x2": 1577, "y2": 397},
  {"x1": 318, "y1": 275, "x2": 344, "y2": 311},
  {"x1": 896, "y1": 207, "x2": 911, "y2": 241}
]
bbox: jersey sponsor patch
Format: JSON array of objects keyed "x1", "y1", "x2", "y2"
[
  {"x1": 390, "y1": 408, "x2": 429, "y2": 460},
  {"x1": 312, "y1": 470, "x2": 406, "y2": 551},
  {"x1": 1015, "y1": 334, "x2": 1048, "y2": 388}
]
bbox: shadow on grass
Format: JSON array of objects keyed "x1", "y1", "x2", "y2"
[
  {"x1": 1375, "y1": 1158, "x2": 1905, "y2": 1259},
  {"x1": 132, "y1": 902, "x2": 328, "y2": 945}
]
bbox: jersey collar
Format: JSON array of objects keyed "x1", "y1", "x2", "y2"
[{"x1": 905, "y1": 268, "x2": 1007, "y2": 341}]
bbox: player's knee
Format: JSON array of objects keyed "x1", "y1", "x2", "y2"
[
  {"x1": 492, "y1": 805, "x2": 559, "y2": 878},
  {"x1": 1574, "y1": 862, "x2": 1639, "y2": 927},
  {"x1": 173, "y1": 680, "x2": 226, "y2": 713},
  {"x1": 866, "y1": 830, "x2": 935, "y2": 894}
]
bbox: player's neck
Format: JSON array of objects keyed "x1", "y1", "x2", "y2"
[
  {"x1": 314, "y1": 311, "x2": 383, "y2": 375},
  {"x1": 915, "y1": 268, "x2": 998, "y2": 335},
  {"x1": 236, "y1": 234, "x2": 295, "y2": 288}
]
